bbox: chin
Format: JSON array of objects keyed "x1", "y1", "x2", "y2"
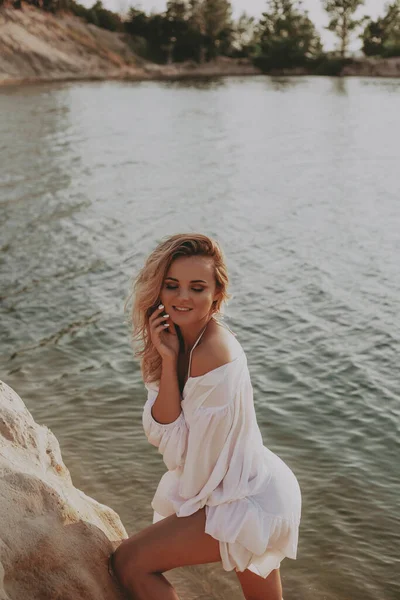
[{"x1": 170, "y1": 312, "x2": 195, "y2": 322}]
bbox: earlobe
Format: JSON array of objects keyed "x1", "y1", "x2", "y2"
[{"x1": 211, "y1": 299, "x2": 219, "y2": 315}]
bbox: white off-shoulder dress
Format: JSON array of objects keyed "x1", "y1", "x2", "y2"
[{"x1": 142, "y1": 324, "x2": 302, "y2": 579}]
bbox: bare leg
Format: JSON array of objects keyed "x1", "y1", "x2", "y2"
[
  {"x1": 235, "y1": 566, "x2": 283, "y2": 600},
  {"x1": 127, "y1": 571, "x2": 180, "y2": 600},
  {"x1": 110, "y1": 507, "x2": 221, "y2": 600},
  {"x1": 110, "y1": 541, "x2": 179, "y2": 599}
]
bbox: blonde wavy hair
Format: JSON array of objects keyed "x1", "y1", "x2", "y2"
[{"x1": 127, "y1": 233, "x2": 231, "y2": 384}]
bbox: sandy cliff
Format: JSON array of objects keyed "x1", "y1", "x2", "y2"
[
  {"x1": 0, "y1": 4, "x2": 260, "y2": 86},
  {"x1": 0, "y1": 4, "x2": 144, "y2": 84},
  {"x1": 0, "y1": 379, "x2": 127, "y2": 600}
]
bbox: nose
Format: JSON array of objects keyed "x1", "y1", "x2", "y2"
[{"x1": 177, "y1": 288, "x2": 190, "y2": 301}]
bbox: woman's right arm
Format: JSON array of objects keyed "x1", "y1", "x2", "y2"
[
  {"x1": 147, "y1": 303, "x2": 182, "y2": 425},
  {"x1": 142, "y1": 377, "x2": 187, "y2": 470},
  {"x1": 142, "y1": 305, "x2": 188, "y2": 470}
]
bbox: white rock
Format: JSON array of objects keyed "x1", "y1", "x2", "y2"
[{"x1": 0, "y1": 380, "x2": 127, "y2": 600}]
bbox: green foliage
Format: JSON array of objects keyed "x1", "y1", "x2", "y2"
[
  {"x1": 14, "y1": 0, "x2": 72, "y2": 12},
  {"x1": 190, "y1": 0, "x2": 233, "y2": 61},
  {"x1": 192, "y1": 0, "x2": 232, "y2": 40},
  {"x1": 166, "y1": 0, "x2": 189, "y2": 21},
  {"x1": 125, "y1": 7, "x2": 185, "y2": 63},
  {"x1": 87, "y1": 1, "x2": 122, "y2": 31},
  {"x1": 42, "y1": 0, "x2": 71, "y2": 13},
  {"x1": 230, "y1": 12, "x2": 258, "y2": 57},
  {"x1": 361, "y1": 1, "x2": 400, "y2": 57},
  {"x1": 323, "y1": 0, "x2": 367, "y2": 57},
  {"x1": 255, "y1": 0, "x2": 322, "y2": 70},
  {"x1": 124, "y1": 0, "x2": 232, "y2": 63},
  {"x1": 69, "y1": 1, "x2": 93, "y2": 21},
  {"x1": 312, "y1": 54, "x2": 353, "y2": 74},
  {"x1": 18, "y1": 0, "x2": 123, "y2": 31},
  {"x1": 165, "y1": 1, "x2": 203, "y2": 62},
  {"x1": 125, "y1": 8, "x2": 149, "y2": 37}
]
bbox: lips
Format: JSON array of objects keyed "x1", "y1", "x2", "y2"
[{"x1": 173, "y1": 306, "x2": 192, "y2": 312}]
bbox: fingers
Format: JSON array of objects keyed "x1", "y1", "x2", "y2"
[
  {"x1": 155, "y1": 318, "x2": 170, "y2": 331},
  {"x1": 149, "y1": 304, "x2": 170, "y2": 342},
  {"x1": 149, "y1": 303, "x2": 165, "y2": 323},
  {"x1": 150, "y1": 306, "x2": 169, "y2": 328},
  {"x1": 149, "y1": 303, "x2": 177, "y2": 337},
  {"x1": 147, "y1": 303, "x2": 179, "y2": 359}
]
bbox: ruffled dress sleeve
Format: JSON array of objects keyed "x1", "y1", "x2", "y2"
[
  {"x1": 142, "y1": 381, "x2": 189, "y2": 471},
  {"x1": 176, "y1": 353, "x2": 268, "y2": 518}
]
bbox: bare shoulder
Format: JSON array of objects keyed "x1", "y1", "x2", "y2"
[{"x1": 190, "y1": 321, "x2": 243, "y2": 378}]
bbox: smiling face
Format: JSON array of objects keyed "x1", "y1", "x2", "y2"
[{"x1": 160, "y1": 255, "x2": 220, "y2": 325}]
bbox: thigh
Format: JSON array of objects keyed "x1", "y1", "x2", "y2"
[
  {"x1": 114, "y1": 508, "x2": 222, "y2": 574},
  {"x1": 235, "y1": 567, "x2": 282, "y2": 600}
]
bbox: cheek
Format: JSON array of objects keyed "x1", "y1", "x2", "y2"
[
  {"x1": 160, "y1": 288, "x2": 181, "y2": 306},
  {"x1": 198, "y1": 293, "x2": 214, "y2": 308},
  {"x1": 159, "y1": 289, "x2": 171, "y2": 304}
]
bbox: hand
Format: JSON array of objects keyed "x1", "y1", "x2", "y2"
[{"x1": 149, "y1": 304, "x2": 179, "y2": 360}]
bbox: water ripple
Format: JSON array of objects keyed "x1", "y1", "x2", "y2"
[{"x1": 0, "y1": 77, "x2": 399, "y2": 600}]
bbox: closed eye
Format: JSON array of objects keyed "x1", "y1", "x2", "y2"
[{"x1": 165, "y1": 285, "x2": 204, "y2": 292}]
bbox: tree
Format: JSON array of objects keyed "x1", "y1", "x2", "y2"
[
  {"x1": 165, "y1": 1, "x2": 204, "y2": 62},
  {"x1": 42, "y1": 0, "x2": 63, "y2": 12},
  {"x1": 256, "y1": 0, "x2": 322, "y2": 70},
  {"x1": 361, "y1": 1, "x2": 400, "y2": 57},
  {"x1": 190, "y1": 0, "x2": 233, "y2": 61},
  {"x1": 231, "y1": 11, "x2": 258, "y2": 56},
  {"x1": 166, "y1": 0, "x2": 190, "y2": 21},
  {"x1": 125, "y1": 7, "x2": 149, "y2": 37},
  {"x1": 89, "y1": 1, "x2": 122, "y2": 31},
  {"x1": 124, "y1": 0, "x2": 233, "y2": 63},
  {"x1": 323, "y1": 0, "x2": 367, "y2": 57},
  {"x1": 164, "y1": 1, "x2": 190, "y2": 62}
]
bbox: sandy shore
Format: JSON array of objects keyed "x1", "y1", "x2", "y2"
[{"x1": 0, "y1": 5, "x2": 399, "y2": 88}]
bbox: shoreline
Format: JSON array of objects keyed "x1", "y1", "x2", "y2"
[
  {"x1": 0, "y1": 64, "x2": 264, "y2": 88},
  {"x1": 1, "y1": 5, "x2": 399, "y2": 89},
  {"x1": 2, "y1": 64, "x2": 400, "y2": 89}
]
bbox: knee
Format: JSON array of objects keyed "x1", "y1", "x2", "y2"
[{"x1": 111, "y1": 539, "x2": 143, "y2": 589}]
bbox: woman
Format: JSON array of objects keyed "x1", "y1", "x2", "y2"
[{"x1": 110, "y1": 233, "x2": 302, "y2": 600}]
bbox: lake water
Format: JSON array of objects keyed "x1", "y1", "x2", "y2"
[{"x1": 0, "y1": 75, "x2": 399, "y2": 600}]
